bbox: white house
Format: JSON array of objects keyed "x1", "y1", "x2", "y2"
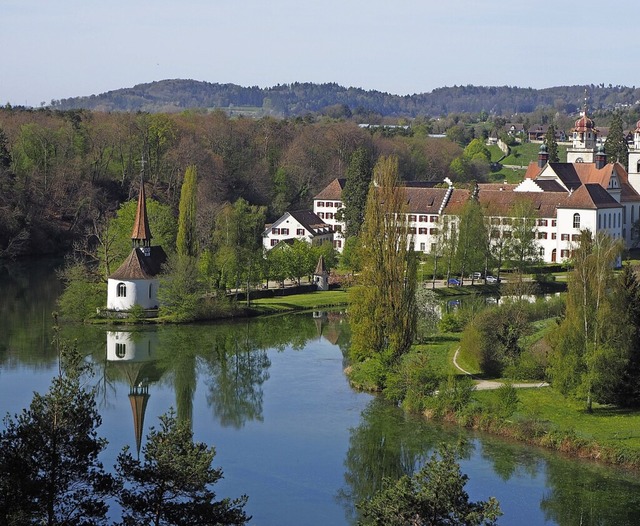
[
  {"x1": 107, "y1": 179, "x2": 167, "y2": 312},
  {"x1": 262, "y1": 210, "x2": 334, "y2": 250}
]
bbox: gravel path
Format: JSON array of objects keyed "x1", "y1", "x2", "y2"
[{"x1": 452, "y1": 348, "x2": 549, "y2": 391}]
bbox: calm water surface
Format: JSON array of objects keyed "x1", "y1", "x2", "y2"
[{"x1": 1, "y1": 259, "x2": 640, "y2": 525}]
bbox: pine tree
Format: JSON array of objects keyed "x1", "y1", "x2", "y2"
[
  {"x1": 358, "y1": 446, "x2": 501, "y2": 526},
  {"x1": 544, "y1": 125, "x2": 559, "y2": 163},
  {"x1": 604, "y1": 113, "x2": 628, "y2": 169},
  {"x1": 176, "y1": 165, "x2": 198, "y2": 258},
  {"x1": 116, "y1": 410, "x2": 249, "y2": 526},
  {"x1": 0, "y1": 335, "x2": 113, "y2": 525},
  {"x1": 349, "y1": 156, "x2": 417, "y2": 371}
]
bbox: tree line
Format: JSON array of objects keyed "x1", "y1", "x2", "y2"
[
  {"x1": 47, "y1": 79, "x2": 640, "y2": 118},
  {"x1": 0, "y1": 107, "x2": 463, "y2": 260}
]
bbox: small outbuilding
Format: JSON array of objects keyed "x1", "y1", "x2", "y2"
[{"x1": 106, "y1": 178, "x2": 167, "y2": 313}]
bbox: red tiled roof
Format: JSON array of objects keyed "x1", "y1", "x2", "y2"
[
  {"x1": 109, "y1": 246, "x2": 167, "y2": 280},
  {"x1": 314, "y1": 178, "x2": 345, "y2": 200}
]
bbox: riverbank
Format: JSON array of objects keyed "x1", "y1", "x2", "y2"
[{"x1": 416, "y1": 334, "x2": 640, "y2": 469}]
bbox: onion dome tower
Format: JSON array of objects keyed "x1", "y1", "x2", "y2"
[{"x1": 567, "y1": 93, "x2": 598, "y2": 164}]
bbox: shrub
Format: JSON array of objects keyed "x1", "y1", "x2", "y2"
[
  {"x1": 346, "y1": 357, "x2": 386, "y2": 392},
  {"x1": 384, "y1": 352, "x2": 440, "y2": 412},
  {"x1": 494, "y1": 382, "x2": 519, "y2": 418},
  {"x1": 433, "y1": 375, "x2": 475, "y2": 416}
]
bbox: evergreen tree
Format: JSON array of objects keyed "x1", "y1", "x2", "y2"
[
  {"x1": 604, "y1": 113, "x2": 628, "y2": 169},
  {"x1": 349, "y1": 156, "x2": 417, "y2": 372},
  {"x1": 0, "y1": 335, "x2": 113, "y2": 525},
  {"x1": 610, "y1": 265, "x2": 640, "y2": 406},
  {"x1": 116, "y1": 410, "x2": 249, "y2": 526},
  {"x1": 341, "y1": 147, "x2": 373, "y2": 238},
  {"x1": 357, "y1": 446, "x2": 501, "y2": 526},
  {"x1": 544, "y1": 125, "x2": 559, "y2": 163},
  {"x1": 176, "y1": 165, "x2": 198, "y2": 258}
]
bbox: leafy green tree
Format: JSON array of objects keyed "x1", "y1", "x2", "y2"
[
  {"x1": 463, "y1": 138, "x2": 491, "y2": 163},
  {"x1": 544, "y1": 124, "x2": 559, "y2": 163},
  {"x1": 176, "y1": 165, "x2": 198, "y2": 257},
  {"x1": 547, "y1": 230, "x2": 627, "y2": 410},
  {"x1": 357, "y1": 446, "x2": 501, "y2": 526},
  {"x1": 340, "y1": 235, "x2": 363, "y2": 273},
  {"x1": 507, "y1": 199, "x2": 540, "y2": 278},
  {"x1": 285, "y1": 239, "x2": 315, "y2": 285},
  {"x1": 108, "y1": 198, "x2": 177, "y2": 270},
  {"x1": 341, "y1": 147, "x2": 373, "y2": 238},
  {"x1": 0, "y1": 335, "x2": 113, "y2": 525},
  {"x1": 116, "y1": 410, "x2": 249, "y2": 526},
  {"x1": 604, "y1": 113, "x2": 628, "y2": 169},
  {"x1": 349, "y1": 156, "x2": 417, "y2": 372},
  {"x1": 455, "y1": 194, "x2": 487, "y2": 283},
  {"x1": 158, "y1": 253, "x2": 204, "y2": 321},
  {"x1": 212, "y1": 199, "x2": 267, "y2": 303}
]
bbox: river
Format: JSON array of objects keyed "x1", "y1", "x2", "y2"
[{"x1": 1, "y1": 259, "x2": 639, "y2": 525}]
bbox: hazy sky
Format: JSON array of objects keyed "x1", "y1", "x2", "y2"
[{"x1": 2, "y1": 0, "x2": 638, "y2": 106}]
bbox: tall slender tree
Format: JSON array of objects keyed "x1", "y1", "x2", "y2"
[
  {"x1": 177, "y1": 165, "x2": 198, "y2": 258},
  {"x1": 349, "y1": 156, "x2": 417, "y2": 371},
  {"x1": 341, "y1": 147, "x2": 373, "y2": 238},
  {"x1": 544, "y1": 124, "x2": 559, "y2": 163}
]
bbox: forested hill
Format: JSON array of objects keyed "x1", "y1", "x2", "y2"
[{"x1": 51, "y1": 79, "x2": 640, "y2": 117}]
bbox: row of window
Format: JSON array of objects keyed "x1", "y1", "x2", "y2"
[
  {"x1": 598, "y1": 211, "x2": 622, "y2": 230},
  {"x1": 317, "y1": 212, "x2": 335, "y2": 219},
  {"x1": 407, "y1": 215, "x2": 439, "y2": 223},
  {"x1": 316, "y1": 201, "x2": 342, "y2": 208}
]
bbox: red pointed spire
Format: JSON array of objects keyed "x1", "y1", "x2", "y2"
[{"x1": 131, "y1": 177, "x2": 152, "y2": 247}]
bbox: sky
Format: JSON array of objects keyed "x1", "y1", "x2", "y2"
[{"x1": 2, "y1": 0, "x2": 639, "y2": 107}]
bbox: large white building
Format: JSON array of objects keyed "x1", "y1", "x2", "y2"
[
  {"x1": 262, "y1": 210, "x2": 334, "y2": 250},
  {"x1": 269, "y1": 111, "x2": 640, "y2": 263}
]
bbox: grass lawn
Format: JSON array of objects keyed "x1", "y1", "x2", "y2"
[
  {"x1": 413, "y1": 333, "x2": 461, "y2": 376},
  {"x1": 475, "y1": 388, "x2": 640, "y2": 450},
  {"x1": 249, "y1": 290, "x2": 349, "y2": 313}
]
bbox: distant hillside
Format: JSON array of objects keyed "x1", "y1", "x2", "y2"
[{"x1": 51, "y1": 79, "x2": 640, "y2": 117}]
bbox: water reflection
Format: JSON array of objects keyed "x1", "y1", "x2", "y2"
[
  {"x1": 106, "y1": 330, "x2": 161, "y2": 456},
  {"x1": 341, "y1": 396, "x2": 640, "y2": 525}
]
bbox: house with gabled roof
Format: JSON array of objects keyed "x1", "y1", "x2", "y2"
[
  {"x1": 262, "y1": 210, "x2": 334, "y2": 250},
  {"x1": 106, "y1": 178, "x2": 167, "y2": 312}
]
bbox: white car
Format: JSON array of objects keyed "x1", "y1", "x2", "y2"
[{"x1": 485, "y1": 275, "x2": 500, "y2": 284}]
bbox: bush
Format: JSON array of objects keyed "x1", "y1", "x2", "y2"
[
  {"x1": 439, "y1": 312, "x2": 463, "y2": 333},
  {"x1": 384, "y1": 352, "x2": 441, "y2": 412},
  {"x1": 432, "y1": 375, "x2": 475, "y2": 416},
  {"x1": 346, "y1": 357, "x2": 386, "y2": 392},
  {"x1": 494, "y1": 382, "x2": 519, "y2": 418}
]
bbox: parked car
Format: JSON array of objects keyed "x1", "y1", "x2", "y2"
[
  {"x1": 485, "y1": 275, "x2": 500, "y2": 284},
  {"x1": 471, "y1": 272, "x2": 483, "y2": 280},
  {"x1": 447, "y1": 278, "x2": 461, "y2": 286}
]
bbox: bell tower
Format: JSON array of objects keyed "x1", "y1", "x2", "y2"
[
  {"x1": 628, "y1": 119, "x2": 640, "y2": 194},
  {"x1": 567, "y1": 92, "x2": 598, "y2": 164}
]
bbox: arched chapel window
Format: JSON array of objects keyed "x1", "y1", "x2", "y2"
[{"x1": 117, "y1": 282, "x2": 127, "y2": 297}]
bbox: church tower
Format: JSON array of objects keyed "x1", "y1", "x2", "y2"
[
  {"x1": 567, "y1": 95, "x2": 598, "y2": 164},
  {"x1": 106, "y1": 177, "x2": 167, "y2": 314},
  {"x1": 627, "y1": 119, "x2": 640, "y2": 194}
]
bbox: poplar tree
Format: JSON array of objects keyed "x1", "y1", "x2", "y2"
[
  {"x1": 349, "y1": 156, "x2": 417, "y2": 373},
  {"x1": 177, "y1": 165, "x2": 198, "y2": 258},
  {"x1": 604, "y1": 113, "x2": 628, "y2": 169}
]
